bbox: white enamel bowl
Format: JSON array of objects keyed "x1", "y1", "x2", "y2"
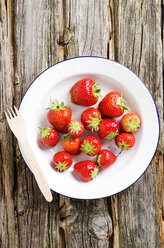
[{"x1": 19, "y1": 57, "x2": 160, "y2": 199}]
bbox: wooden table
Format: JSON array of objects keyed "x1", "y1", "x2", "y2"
[{"x1": 1, "y1": 1, "x2": 163, "y2": 247}]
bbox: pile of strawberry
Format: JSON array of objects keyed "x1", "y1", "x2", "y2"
[{"x1": 39, "y1": 78, "x2": 141, "y2": 182}]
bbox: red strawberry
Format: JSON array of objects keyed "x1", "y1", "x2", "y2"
[
  {"x1": 96, "y1": 149, "x2": 117, "y2": 169},
  {"x1": 39, "y1": 126, "x2": 59, "y2": 147},
  {"x1": 70, "y1": 78, "x2": 101, "y2": 106},
  {"x1": 74, "y1": 160, "x2": 99, "y2": 182},
  {"x1": 47, "y1": 99, "x2": 72, "y2": 133},
  {"x1": 61, "y1": 134, "x2": 81, "y2": 155},
  {"x1": 80, "y1": 135, "x2": 101, "y2": 156},
  {"x1": 67, "y1": 119, "x2": 84, "y2": 137},
  {"x1": 98, "y1": 92, "x2": 129, "y2": 117},
  {"x1": 97, "y1": 119, "x2": 119, "y2": 140},
  {"x1": 81, "y1": 107, "x2": 102, "y2": 132},
  {"x1": 115, "y1": 133, "x2": 135, "y2": 150},
  {"x1": 121, "y1": 113, "x2": 141, "y2": 132},
  {"x1": 52, "y1": 151, "x2": 72, "y2": 171}
]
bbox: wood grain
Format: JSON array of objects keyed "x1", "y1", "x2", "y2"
[
  {"x1": 0, "y1": 0, "x2": 163, "y2": 247},
  {"x1": 1, "y1": 1, "x2": 60, "y2": 247},
  {"x1": 110, "y1": 0, "x2": 163, "y2": 247},
  {"x1": 58, "y1": 1, "x2": 113, "y2": 247}
]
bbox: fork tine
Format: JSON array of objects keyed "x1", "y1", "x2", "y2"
[
  {"x1": 5, "y1": 108, "x2": 12, "y2": 119},
  {"x1": 9, "y1": 106, "x2": 16, "y2": 117},
  {"x1": 13, "y1": 105, "x2": 20, "y2": 116},
  {"x1": 4, "y1": 110, "x2": 10, "y2": 121}
]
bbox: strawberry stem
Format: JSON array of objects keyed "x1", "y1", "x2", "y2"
[
  {"x1": 63, "y1": 134, "x2": 73, "y2": 141},
  {"x1": 39, "y1": 127, "x2": 50, "y2": 139},
  {"x1": 80, "y1": 140, "x2": 96, "y2": 156},
  {"x1": 117, "y1": 96, "x2": 129, "y2": 111},
  {"x1": 92, "y1": 84, "x2": 102, "y2": 98},
  {"x1": 91, "y1": 167, "x2": 99, "y2": 179},
  {"x1": 96, "y1": 154, "x2": 102, "y2": 167},
  {"x1": 54, "y1": 161, "x2": 69, "y2": 171},
  {"x1": 105, "y1": 131, "x2": 119, "y2": 141},
  {"x1": 118, "y1": 141, "x2": 131, "y2": 150},
  {"x1": 126, "y1": 117, "x2": 140, "y2": 132},
  {"x1": 86, "y1": 113, "x2": 102, "y2": 131},
  {"x1": 47, "y1": 98, "x2": 66, "y2": 110},
  {"x1": 69, "y1": 121, "x2": 82, "y2": 134}
]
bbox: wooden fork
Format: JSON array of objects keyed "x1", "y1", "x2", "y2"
[{"x1": 5, "y1": 106, "x2": 53, "y2": 202}]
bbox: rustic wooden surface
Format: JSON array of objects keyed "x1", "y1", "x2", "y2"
[{"x1": 0, "y1": 0, "x2": 163, "y2": 247}]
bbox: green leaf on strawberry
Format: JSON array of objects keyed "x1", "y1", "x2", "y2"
[
  {"x1": 96, "y1": 154, "x2": 102, "y2": 167},
  {"x1": 117, "y1": 96, "x2": 129, "y2": 111},
  {"x1": 117, "y1": 141, "x2": 131, "y2": 150},
  {"x1": 104, "y1": 131, "x2": 119, "y2": 141},
  {"x1": 69, "y1": 121, "x2": 81, "y2": 134},
  {"x1": 54, "y1": 161, "x2": 69, "y2": 171},
  {"x1": 39, "y1": 127, "x2": 50, "y2": 139},
  {"x1": 80, "y1": 139, "x2": 97, "y2": 156},
  {"x1": 86, "y1": 113, "x2": 102, "y2": 132},
  {"x1": 47, "y1": 98, "x2": 66, "y2": 110},
  {"x1": 126, "y1": 117, "x2": 140, "y2": 132},
  {"x1": 92, "y1": 84, "x2": 102, "y2": 98},
  {"x1": 91, "y1": 167, "x2": 99, "y2": 179},
  {"x1": 67, "y1": 120, "x2": 84, "y2": 137}
]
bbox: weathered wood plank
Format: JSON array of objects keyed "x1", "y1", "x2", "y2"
[
  {"x1": 58, "y1": 1, "x2": 113, "y2": 248},
  {"x1": 110, "y1": 0, "x2": 163, "y2": 247},
  {"x1": 0, "y1": 1, "x2": 17, "y2": 247},
  {"x1": 14, "y1": 0, "x2": 61, "y2": 246},
  {"x1": 1, "y1": 0, "x2": 61, "y2": 247}
]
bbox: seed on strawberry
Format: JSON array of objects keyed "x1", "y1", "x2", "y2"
[
  {"x1": 115, "y1": 133, "x2": 135, "y2": 150},
  {"x1": 67, "y1": 119, "x2": 84, "y2": 137},
  {"x1": 52, "y1": 151, "x2": 73, "y2": 171},
  {"x1": 39, "y1": 126, "x2": 59, "y2": 147},
  {"x1": 96, "y1": 149, "x2": 117, "y2": 169},
  {"x1": 61, "y1": 134, "x2": 81, "y2": 155},
  {"x1": 80, "y1": 135, "x2": 101, "y2": 156},
  {"x1": 98, "y1": 92, "x2": 129, "y2": 117},
  {"x1": 97, "y1": 119, "x2": 119, "y2": 141},
  {"x1": 70, "y1": 78, "x2": 101, "y2": 106},
  {"x1": 74, "y1": 160, "x2": 99, "y2": 182},
  {"x1": 81, "y1": 107, "x2": 102, "y2": 132},
  {"x1": 47, "y1": 99, "x2": 72, "y2": 133},
  {"x1": 121, "y1": 113, "x2": 141, "y2": 132}
]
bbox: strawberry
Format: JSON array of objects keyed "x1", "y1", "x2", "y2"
[
  {"x1": 80, "y1": 135, "x2": 101, "y2": 156},
  {"x1": 69, "y1": 78, "x2": 101, "y2": 106},
  {"x1": 47, "y1": 99, "x2": 72, "y2": 133},
  {"x1": 98, "y1": 92, "x2": 129, "y2": 117},
  {"x1": 67, "y1": 119, "x2": 84, "y2": 137},
  {"x1": 96, "y1": 149, "x2": 117, "y2": 169},
  {"x1": 81, "y1": 107, "x2": 102, "y2": 132},
  {"x1": 52, "y1": 151, "x2": 72, "y2": 171},
  {"x1": 74, "y1": 160, "x2": 99, "y2": 182},
  {"x1": 97, "y1": 119, "x2": 119, "y2": 140},
  {"x1": 39, "y1": 126, "x2": 59, "y2": 147},
  {"x1": 121, "y1": 113, "x2": 141, "y2": 132},
  {"x1": 61, "y1": 134, "x2": 81, "y2": 155},
  {"x1": 115, "y1": 133, "x2": 135, "y2": 150}
]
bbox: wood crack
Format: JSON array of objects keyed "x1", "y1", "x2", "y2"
[
  {"x1": 161, "y1": 0, "x2": 163, "y2": 41},
  {"x1": 138, "y1": 23, "x2": 144, "y2": 76}
]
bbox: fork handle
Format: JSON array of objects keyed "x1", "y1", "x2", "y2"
[{"x1": 20, "y1": 139, "x2": 53, "y2": 202}]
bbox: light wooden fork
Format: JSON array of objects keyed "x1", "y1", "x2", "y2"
[{"x1": 5, "y1": 106, "x2": 53, "y2": 202}]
